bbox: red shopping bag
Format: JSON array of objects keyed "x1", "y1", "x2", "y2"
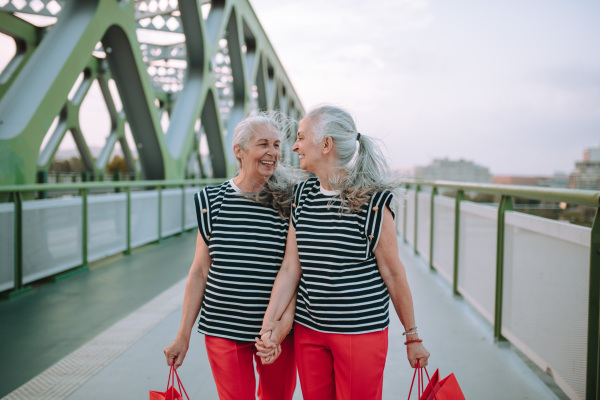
[
  {"x1": 408, "y1": 362, "x2": 465, "y2": 400},
  {"x1": 150, "y1": 364, "x2": 190, "y2": 400}
]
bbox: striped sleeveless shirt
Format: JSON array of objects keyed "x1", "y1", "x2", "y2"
[
  {"x1": 292, "y1": 177, "x2": 395, "y2": 334},
  {"x1": 194, "y1": 180, "x2": 289, "y2": 342}
]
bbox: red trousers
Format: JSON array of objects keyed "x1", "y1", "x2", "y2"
[
  {"x1": 204, "y1": 333, "x2": 296, "y2": 400},
  {"x1": 294, "y1": 323, "x2": 388, "y2": 400}
]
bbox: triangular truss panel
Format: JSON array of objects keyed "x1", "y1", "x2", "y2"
[{"x1": 0, "y1": 0, "x2": 305, "y2": 186}]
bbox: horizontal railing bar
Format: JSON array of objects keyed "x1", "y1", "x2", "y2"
[
  {"x1": 0, "y1": 178, "x2": 225, "y2": 193},
  {"x1": 402, "y1": 179, "x2": 600, "y2": 207}
]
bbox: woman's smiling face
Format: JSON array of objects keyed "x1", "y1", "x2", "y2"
[
  {"x1": 236, "y1": 123, "x2": 281, "y2": 180},
  {"x1": 292, "y1": 117, "x2": 321, "y2": 173}
]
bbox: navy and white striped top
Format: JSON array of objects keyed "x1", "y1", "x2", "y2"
[
  {"x1": 194, "y1": 180, "x2": 289, "y2": 342},
  {"x1": 292, "y1": 177, "x2": 395, "y2": 334}
]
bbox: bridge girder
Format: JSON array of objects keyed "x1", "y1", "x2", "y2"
[{"x1": 0, "y1": 0, "x2": 304, "y2": 186}]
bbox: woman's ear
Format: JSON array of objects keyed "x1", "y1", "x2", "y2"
[
  {"x1": 322, "y1": 136, "x2": 334, "y2": 155},
  {"x1": 234, "y1": 145, "x2": 244, "y2": 164}
]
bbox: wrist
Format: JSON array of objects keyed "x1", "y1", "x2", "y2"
[{"x1": 176, "y1": 331, "x2": 191, "y2": 342}]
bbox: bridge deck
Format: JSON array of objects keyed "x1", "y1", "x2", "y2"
[{"x1": 0, "y1": 230, "x2": 567, "y2": 399}]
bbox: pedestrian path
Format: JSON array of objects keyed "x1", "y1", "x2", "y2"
[{"x1": 1, "y1": 230, "x2": 568, "y2": 399}]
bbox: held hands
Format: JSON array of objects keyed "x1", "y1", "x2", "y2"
[
  {"x1": 163, "y1": 336, "x2": 189, "y2": 369},
  {"x1": 255, "y1": 318, "x2": 292, "y2": 365},
  {"x1": 255, "y1": 333, "x2": 282, "y2": 365}
]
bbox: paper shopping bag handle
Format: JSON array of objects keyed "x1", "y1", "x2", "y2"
[{"x1": 408, "y1": 361, "x2": 436, "y2": 400}]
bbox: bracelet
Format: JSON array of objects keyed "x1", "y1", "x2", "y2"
[
  {"x1": 404, "y1": 339, "x2": 423, "y2": 345},
  {"x1": 405, "y1": 330, "x2": 419, "y2": 335},
  {"x1": 402, "y1": 326, "x2": 417, "y2": 336}
]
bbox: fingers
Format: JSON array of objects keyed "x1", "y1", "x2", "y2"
[
  {"x1": 164, "y1": 344, "x2": 186, "y2": 368},
  {"x1": 260, "y1": 331, "x2": 277, "y2": 348},
  {"x1": 259, "y1": 323, "x2": 275, "y2": 336},
  {"x1": 261, "y1": 345, "x2": 282, "y2": 365},
  {"x1": 407, "y1": 344, "x2": 430, "y2": 369}
]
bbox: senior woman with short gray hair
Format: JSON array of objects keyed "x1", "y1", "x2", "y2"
[
  {"x1": 164, "y1": 111, "x2": 298, "y2": 400},
  {"x1": 260, "y1": 105, "x2": 430, "y2": 400}
]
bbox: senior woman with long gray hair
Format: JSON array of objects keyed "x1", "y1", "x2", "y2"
[
  {"x1": 259, "y1": 105, "x2": 430, "y2": 400},
  {"x1": 163, "y1": 111, "x2": 299, "y2": 400}
]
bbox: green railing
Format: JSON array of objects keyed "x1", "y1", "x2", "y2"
[
  {"x1": 0, "y1": 178, "x2": 223, "y2": 298},
  {"x1": 399, "y1": 180, "x2": 599, "y2": 400}
]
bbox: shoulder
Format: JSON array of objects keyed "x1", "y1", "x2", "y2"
[
  {"x1": 293, "y1": 177, "x2": 319, "y2": 194},
  {"x1": 195, "y1": 181, "x2": 231, "y2": 206},
  {"x1": 370, "y1": 189, "x2": 394, "y2": 203}
]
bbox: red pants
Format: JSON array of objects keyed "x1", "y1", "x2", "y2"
[
  {"x1": 294, "y1": 323, "x2": 388, "y2": 400},
  {"x1": 204, "y1": 333, "x2": 296, "y2": 400}
]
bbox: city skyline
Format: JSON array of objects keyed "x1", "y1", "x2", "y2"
[{"x1": 249, "y1": 0, "x2": 600, "y2": 177}]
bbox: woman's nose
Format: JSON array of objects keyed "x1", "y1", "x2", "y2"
[{"x1": 292, "y1": 142, "x2": 298, "y2": 152}]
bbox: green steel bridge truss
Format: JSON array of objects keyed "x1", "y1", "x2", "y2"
[{"x1": 0, "y1": 0, "x2": 304, "y2": 188}]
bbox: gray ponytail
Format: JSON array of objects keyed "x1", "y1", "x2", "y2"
[{"x1": 306, "y1": 104, "x2": 399, "y2": 213}]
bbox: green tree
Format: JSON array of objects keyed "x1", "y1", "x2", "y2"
[{"x1": 107, "y1": 155, "x2": 128, "y2": 174}]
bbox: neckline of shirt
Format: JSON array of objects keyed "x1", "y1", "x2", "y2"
[
  {"x1": 318, "y1": 181, "x2": 339, "y2": 196},
  {"x1": 228, "y1": 179, "x2": 244, "y2": 195}
]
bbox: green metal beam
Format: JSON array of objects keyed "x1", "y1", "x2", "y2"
[
  {"x1": 494, "y1": 195, "x2": 514, "y2": 341},
  {"x1": 0, "y1": 0, "x2": 305, "y2": 188},
  {"x1": 586, "y1": 207, "x2": 600, "y2": 400},
  {"x1": 429, "y1": 187, "x2": 438, "y2": 270},
  {"x1": 453, "y1": 189, "x2": 465, "y2": 296},
  {"x1": 414, "y1": 184, "x2": 421, "y2": 255},
  {"x1": 404, "y1": 179, "x2": 600, "y2": 207}
]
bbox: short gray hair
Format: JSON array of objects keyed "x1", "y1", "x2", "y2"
[{"x1": 305, "y1": 104, "x2": 399, "y2": 212}]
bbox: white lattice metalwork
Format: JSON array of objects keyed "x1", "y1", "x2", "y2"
[
  {"x1": 457, "y1": 201, "x2": 497, "y2": 324},
  {"x1": 502, "y1": 211, "x2": 590, "y2": 400}
]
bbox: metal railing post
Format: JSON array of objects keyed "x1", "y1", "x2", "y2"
[
  {"x1": 429, "y1": 186, "x2": 438, "y2": 270},
  {"x1": 403, "y1": 184, "x2": 409, "y2": 243},
  {"x1": 157, "y1": 186, "x2": 162, "y2": 243},
  {"x1": 81, "y1": 188, "x2": 89, "y2": 268},
  {"x1": 125, "y1": 186, "x2": 131, "y2": 255},
  {"x1": 414, "y1": 184, "x2": 421, "y2": 255},
  {"x1": 453, "y1": 190, "x2": 465, "y2": 295},
  {"x1": 494, "y1": 195, "x2": 513, "y2": 341},
  {"x1": 6, "y1": 191, "x2": 31, "y2": 298},
  {"x1": 180, "y1": 184, "x2": 185, "y2": 235},
  {"x1": 586, "y1": 206, "x2": 600, "y2": 400}
]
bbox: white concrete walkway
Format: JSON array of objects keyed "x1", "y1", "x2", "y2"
[{"x1": 4, "y1": 239, "x2": 566, "y2": 400}]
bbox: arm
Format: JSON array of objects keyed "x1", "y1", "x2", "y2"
[
  {"x1": 262, "y1": 221, "x2": 302, "y2": 326},
  {"x1": 375, "y1": 207, "x2": 430, "y2": 368},
  {"x1": 163, "y1": 231, "x2": 211, "y2": 368}
]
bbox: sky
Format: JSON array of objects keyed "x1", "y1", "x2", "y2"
[
  {"x1": 248, "y1": 0, "x2": 600, "y2": 176},
  {"x1": 0, "y1": 1, "x2": 598, "y2": 176}
]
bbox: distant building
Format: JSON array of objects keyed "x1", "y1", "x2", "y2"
[
  {"x1": 570, "y1": 144, "x2": 600, "y2": 190},
  {"x1": 415, "y1": 158, "x2": 492, "y2": 183},
  {"x1": 493, "y1": 173, "x2": 569, "y2": 188}
]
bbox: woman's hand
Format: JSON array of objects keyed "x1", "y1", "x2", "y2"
[
  {"x1": 255, "y1": 334, "x2": 282, "y2": 365},
  {"x1": 164, "y1": 337, "x2": 190, "y2": 369},
  {"x1": 259, "y1": 318, "x2": 292, "y2": 349},
  {"x1": 406, "y1": 341, "x2": 430, "y2": 368}
]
